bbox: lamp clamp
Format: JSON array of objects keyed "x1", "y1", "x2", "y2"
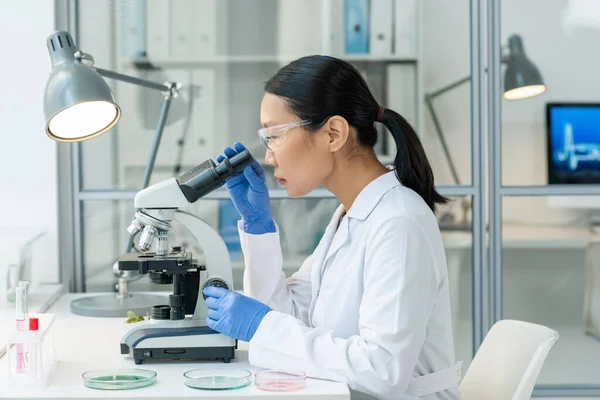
[
  {"x1": 74, "y1": 50, "x2": 95, "y2": 67},
  {"x1": 164, "y1": 81, "x2": 182, "y2": 100}
]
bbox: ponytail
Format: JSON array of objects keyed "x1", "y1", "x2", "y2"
[{"x1": 380, "y1": 107, "x2": 449, "y2": 212}]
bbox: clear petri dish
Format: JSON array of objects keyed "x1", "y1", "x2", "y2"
[
  {"x1": 82, "y1": 368, "x2": 157, "y2": 390},
  {"x1": 183, "y1": 368, "x2": 252, "y2": 390},
  {"x1": 254, "y1": 370, "x2": 307, "y2": 392}
]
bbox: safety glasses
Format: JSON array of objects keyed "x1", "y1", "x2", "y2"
[{"x1": 257, "y1": 120, "x2": 312, "y2": 152}]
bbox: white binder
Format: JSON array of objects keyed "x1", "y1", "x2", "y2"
[
  {"x1": 146, "y1": 0, "x2": 169, "y2": 60},
  {"x1": 322, "y1": 0, "x2": 345, "y2": 56},
  {"x1": 369, "y1": 0, "x2": 394, "y2": 55},
  {"x1": 278, "y1": 0, "x2": 322, "y2": 56},
  {"x1": 394, "y1": 0, "x2": 418, "y2": 56},
  {"x1": 191, "y1": 0, "x2": 217, "y2": 57},
  {"x1": 170, "y1": 0, "x2": 195, "y2": 61}
]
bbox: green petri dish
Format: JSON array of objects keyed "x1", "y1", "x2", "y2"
[
  {"x1": 183, "y1": 368, "x2": 252, "y2": 390},
  {"x1": 82, "y1": 368, "x2": 157, "y2": 390}
]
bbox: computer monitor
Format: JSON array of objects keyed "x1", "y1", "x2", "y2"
[{"x1": 546, "y1": 102, "x2": 600, "y2": 184}]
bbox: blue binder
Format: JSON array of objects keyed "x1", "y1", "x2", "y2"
[{"x1": 345, "y1": 0, "x2": 369, "y2": 54}]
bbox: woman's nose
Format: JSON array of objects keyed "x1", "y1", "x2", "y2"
[{"x1": 265, "y1": 149, "x2": 277, "y2": 167}]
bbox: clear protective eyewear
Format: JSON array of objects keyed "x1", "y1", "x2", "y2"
[{"x1": 257, "y1": 120, "x2": 313, "y2": 151}]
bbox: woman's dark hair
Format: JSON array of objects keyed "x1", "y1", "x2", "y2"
[{"x1": 264, "y1": 55, "x2": 449, "y2": 213}]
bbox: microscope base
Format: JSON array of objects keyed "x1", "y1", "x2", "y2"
[
  {"x1": 121, "y1": 325, "x2": 237, "y2": 364},
  {"x1": 131, "y1": 344, "x2": 236, "y2": 365}
]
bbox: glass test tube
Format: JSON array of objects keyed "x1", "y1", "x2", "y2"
[{"x1": 15, "y1": 281, "x2": 29, "y2": 373}]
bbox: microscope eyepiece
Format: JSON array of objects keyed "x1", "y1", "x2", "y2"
[{"x1": 176, "y1": 149, "x2": 255, "y2": 203}]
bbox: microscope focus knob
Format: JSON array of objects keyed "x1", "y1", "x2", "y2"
[
  {"x1": 151, "y1": 305, "x2": 171, "y2": 320},
  {"x1": 202, "y1": 277, "x2": 229, "y2": 300}
]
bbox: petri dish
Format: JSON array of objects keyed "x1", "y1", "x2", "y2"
[
  {"x1": 183, "y1": 368, "x2": 252, "y2": 390},
  {"x1": 82, "y1": 368, "x2": 157, "y2": 390},
  {"x1": 255, "y1": 370, "x2": 307, "y2": 392}
]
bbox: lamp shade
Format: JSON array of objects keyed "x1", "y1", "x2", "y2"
[
  {"x1": 44, "y1": 31, "x2": 121, "y2": 142},
  {"x1": 503, "y1": 35, "x2": 546, "y2": 100}
]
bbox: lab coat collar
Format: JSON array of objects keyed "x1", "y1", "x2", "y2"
[{"x1": 346, "y1": 170, "x2": 401, "y2": 220}]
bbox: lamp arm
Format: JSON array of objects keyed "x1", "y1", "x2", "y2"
[
  {"x1": 423, "y1": 70, "x2": 501, "y2": 186},
  {"x1": 425, "y1": 75, "x2": 472, "y2": 100},
  {"x1": 424, "y1": 75, "x2": 472, "y2": 186},
  {"x1": 94, "y1": 67, "x2": 180, "y2": 98},
  {"x1": 74, "y1": 49, "x2": 180, "y2": 96},
  {"x1": 424, "y1": 96, "x2": 461, "y2": 186}
]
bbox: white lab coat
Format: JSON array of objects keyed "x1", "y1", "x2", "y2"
[{"x1": 240, "y1": 171, "x2": 461, "y2": 400}]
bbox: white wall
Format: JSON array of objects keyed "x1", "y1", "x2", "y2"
[
  {"x1": 0, "y1": 1, "x2": 58, "y2": 283},
  {"x1": 421, "y1": 0, "x2": 600, "y2": 225}
]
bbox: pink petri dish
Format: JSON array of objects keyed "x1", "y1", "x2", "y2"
[{"x1": 254, "y1": 370, "x2": 307, "y2": 392}]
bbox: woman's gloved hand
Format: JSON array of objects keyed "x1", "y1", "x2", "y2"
[
  {"x1": 216, "y1": 142, "x2": 276, "y2": 234},
  {"x1": 203, "y1": 286, "x2": 272, "y2": 342}
]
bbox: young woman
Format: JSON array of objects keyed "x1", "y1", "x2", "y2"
[{"x1": 202, "y1": 55, "x2": 461, "y2": 400}]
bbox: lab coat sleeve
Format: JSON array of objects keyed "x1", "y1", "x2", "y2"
[
  {"x1": 248, "y1": 216, "x2": 440, "y2": 400},
  {"x1": 238, "y1": 221, "x2": 314, "y2": 324}
]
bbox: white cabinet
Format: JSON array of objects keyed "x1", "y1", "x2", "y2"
[{"x1": 115, "y1": 0, "x2": 423, "y2": 176}]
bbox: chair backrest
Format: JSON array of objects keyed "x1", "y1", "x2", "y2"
[{"x1": 459, "y1": 319, "x2": 559, "y2": 400}]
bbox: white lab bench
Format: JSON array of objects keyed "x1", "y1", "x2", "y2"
[{"x1": 0, "y1": 293, "x2": 350, "y2": 399}]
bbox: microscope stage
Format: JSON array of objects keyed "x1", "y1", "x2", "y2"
[{"x1": 117, "y1": 251, "x2": 201, "y2": 274}]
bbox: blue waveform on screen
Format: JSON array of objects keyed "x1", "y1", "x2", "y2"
[{"x1": 555, "y1": 123, "x2": 600, "y2": 171}]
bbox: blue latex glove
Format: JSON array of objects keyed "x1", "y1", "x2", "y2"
[
  {"x1": 203, "y1": 286, "x2": 272, "y2": 342},
  {"x1": 216, "y1": 142, "x2": 276, "y2": 234}
]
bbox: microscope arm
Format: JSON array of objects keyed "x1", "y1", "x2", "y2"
[
  {"x1": 173, "y1": 210, "x2": 234, "y2": 322},
  {"x1": 134, "y1": 178, "x2": 189, "y2": 209}
]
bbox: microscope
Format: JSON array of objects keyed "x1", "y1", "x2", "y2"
[{"x1": 118, "y1": 150, "x2": 254, "y2": 365}]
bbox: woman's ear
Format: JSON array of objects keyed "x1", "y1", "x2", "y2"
[{"x1": 325, "y1": 116, "x2": 350, "y2": 152}]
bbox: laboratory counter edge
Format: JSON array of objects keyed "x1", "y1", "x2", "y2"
[{"x1": 0, "y1": 292, "x2": 351, "y2": 399}]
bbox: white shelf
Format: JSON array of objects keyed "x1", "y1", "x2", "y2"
[{"x1": 123, "y1": 54, "x2": 418, "y2": 67}]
